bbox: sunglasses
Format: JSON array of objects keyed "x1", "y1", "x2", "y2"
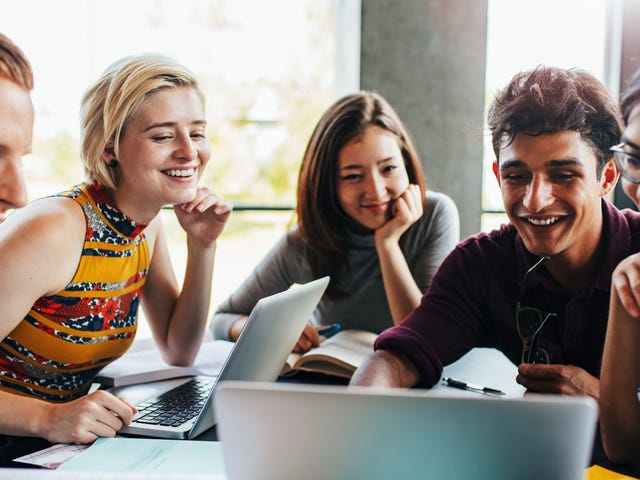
[{"x1": 516, "y1": 256, "x2": 556, "y2": 364}]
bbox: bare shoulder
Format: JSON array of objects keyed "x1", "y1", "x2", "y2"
[
  {"x1": 0, "y1": 196, "x2": 86, "y2": 294},
  {"x1": 0, "y1": 196, "x2": 85, "y2": 245}
]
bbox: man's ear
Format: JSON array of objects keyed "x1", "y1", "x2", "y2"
[
  {"x1": 600, "y1": 157, "x2": 619, "y2": 197},
  {"x1": 492, "y1": 161, "x2": 501, "y2": 187}
]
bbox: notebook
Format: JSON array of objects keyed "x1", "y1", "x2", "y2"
[
  {"x1": 112, "y1": 276, "x2": 329, "y2": 440},
  {"x1": 215, "y1": 381, "x2": 598, "y2": 480}
]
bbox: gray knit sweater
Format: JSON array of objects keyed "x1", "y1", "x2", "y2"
[{"x1": 212, "y1": 191, "x2": 460, "y2": 339}]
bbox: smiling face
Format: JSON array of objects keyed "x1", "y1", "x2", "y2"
[
  {"x1": 494, "y1": 130, "x2": 617, "y2": 264},
  {"x1": 109, "y1": 86, "x2": 210, "y2": 221},
  {"x1": 336, "y1": 125, "x2": 410, "y2": 231},
  {"x1": 620, "y1": 104, "x2": 640, "y2": 208},
  {"x1": 0, "y1": 79, "x2": 33, "y2": 222}
]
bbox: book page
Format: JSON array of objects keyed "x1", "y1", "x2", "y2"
[
  {"x1": 281, "y1": 352, "x2": 302, "y2": 376},
  {"x1": 294, "y1": 329, "x2": 377, "y2": 376}
]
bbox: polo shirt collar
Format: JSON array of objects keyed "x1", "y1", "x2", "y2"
[{"x1": 594, "y1": 198, "x2": 632, "y2": 292}]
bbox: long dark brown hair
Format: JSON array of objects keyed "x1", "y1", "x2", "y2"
[
  {"x1": 295, "y1": 91, "x2": 426, "y2": 296},
  {"x1": 621, "y1": 67, "x2": 640, "y2": 124}
]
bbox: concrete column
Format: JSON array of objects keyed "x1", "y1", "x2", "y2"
[{"x1": 359, "y1": 0, "x2": 488, "y2": 238}]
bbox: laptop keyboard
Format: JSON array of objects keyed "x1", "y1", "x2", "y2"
[{"x1": 132, "y1": 376, "x2": 216, "y2": 427}]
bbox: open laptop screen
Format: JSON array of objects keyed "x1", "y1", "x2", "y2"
[{"x1": 215, "y1": 381, "x2": 597, "y2": 480}]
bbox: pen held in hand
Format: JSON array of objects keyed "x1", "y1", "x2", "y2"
[{"x1": 443, "y1": 377, "x2": 505, "y2": 396}]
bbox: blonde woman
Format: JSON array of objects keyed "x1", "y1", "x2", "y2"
[{"x1": 0, "y1": 54, "x2": 230, "y2": 443}]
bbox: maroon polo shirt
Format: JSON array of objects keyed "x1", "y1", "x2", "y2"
[{"x1": 375, "y1": 200, "x2": 640, "y2": 388}]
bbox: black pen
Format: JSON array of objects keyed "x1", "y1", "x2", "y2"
[{"x1": 442, "y1": 377, "x2": 505, "y2": 396}]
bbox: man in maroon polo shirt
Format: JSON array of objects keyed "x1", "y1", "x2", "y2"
[{"x1": 351, "y1": 66, "x2": 638, "y2": 401}]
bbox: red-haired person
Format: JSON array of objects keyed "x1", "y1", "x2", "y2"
[{"x1": 0, "y1": 33, "x2": 34, "y2": 222}]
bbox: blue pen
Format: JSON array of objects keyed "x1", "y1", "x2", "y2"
[{"x1": 318, "y1": 323, "x2": 341, "y2": 338}]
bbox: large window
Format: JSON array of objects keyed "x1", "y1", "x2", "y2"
[
  {"x1": 482, "y1": 0, "x2": 610, "y2": 231},
  {"x1": 7, "y1": 1, "x2": 619, "y2": 338},
  {"x1": 1, "y1": 0, "x2": 338, "y2": 337}
]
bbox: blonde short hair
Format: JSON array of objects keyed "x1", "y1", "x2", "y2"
[{"x1": 80, "y1": 54, "x2": 203, "y2": 189}]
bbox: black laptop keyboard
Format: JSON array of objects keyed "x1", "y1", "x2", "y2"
[{"x1": 132, "y1": 377, "x2": 216, "y2": 427}]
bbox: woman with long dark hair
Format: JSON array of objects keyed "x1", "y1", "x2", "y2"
[{"x1": 213, "y1": 91, "x2": 458, "y2": 353}]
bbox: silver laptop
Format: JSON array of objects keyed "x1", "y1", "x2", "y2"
[
  {"x1": 113, "y1": 276, "x2": 329, "y2": 440},
  {"x1": 215, "y1": 381, "x2": 598, "y2": 480}
]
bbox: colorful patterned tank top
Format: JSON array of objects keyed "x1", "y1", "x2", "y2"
[{"x1": 0, "y1": 183, "x2": 149, "y2": 401}]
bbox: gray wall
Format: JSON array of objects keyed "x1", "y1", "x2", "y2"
[{"x1": 359, "y1": 0, "x2": 488, "y2": 238}]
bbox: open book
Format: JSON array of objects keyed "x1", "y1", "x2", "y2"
[
  {"x1": 94, "y1": 339, "x2": 235, "y2": 387},
  {"x1": 281, "y1": 329, "x2": 378, "y2": 379}
]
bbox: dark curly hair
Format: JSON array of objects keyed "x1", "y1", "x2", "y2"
[{"x1": 487, "y1": 66, "x2": 622, "y2": 176}]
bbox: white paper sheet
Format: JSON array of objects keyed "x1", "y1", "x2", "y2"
[{"x1": 56, "y1": 437, "x2": 226, "y2": 477}]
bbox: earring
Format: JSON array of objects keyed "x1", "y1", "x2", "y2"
[{"x1": 108, "y1": 159, "x2": 119, "y2": 169}]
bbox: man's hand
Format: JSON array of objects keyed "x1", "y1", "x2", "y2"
[{"x1": 517, "y1": 363, "x2": 599, "y2": 399}]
